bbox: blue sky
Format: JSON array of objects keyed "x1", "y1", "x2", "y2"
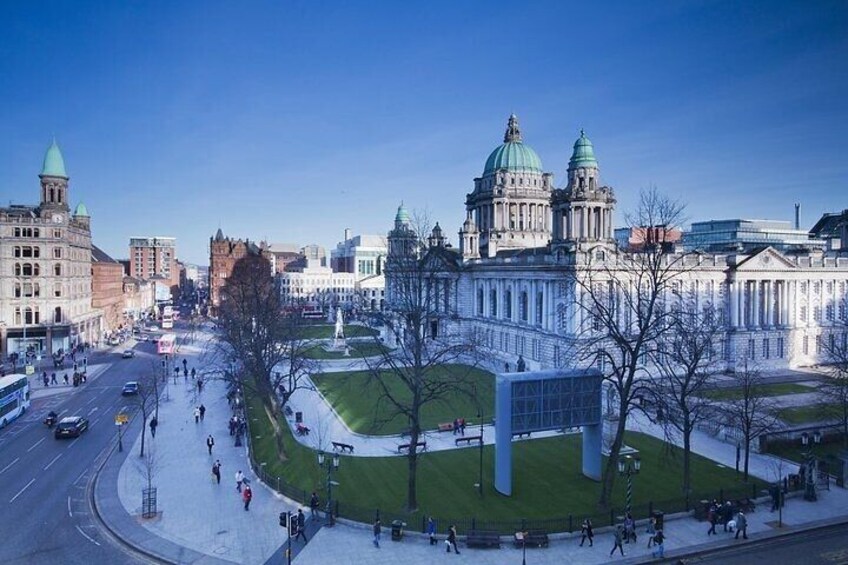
[{"x1": 1, "y1": 1, "x2": 846, "y2": 265}]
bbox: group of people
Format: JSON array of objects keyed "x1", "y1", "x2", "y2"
[
  {"x1": 707, "y1": 500, "x2": 749, "y2": 539},
  {"x1": 577, "y1": 515, "x2": 665, "y2": 558},
  {"x1": 451, "y1": 418, "x2": 466, "y2": 436},
  {"x1": 41, "y1": 370, "x2": 86, "y2": 387}
]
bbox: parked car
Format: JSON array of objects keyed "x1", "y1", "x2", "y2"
[
  {"x1": 55, "y1": 416, "x2": 89, "y2": 439},
  {"x1": 121, "y1": 381, "x2": 140, "y2": 396},
  {"x1": 109, "y1": 337, "x2": 120, "y2": 346},
  {"x1": 122, "y1": 350, "x2": 135, "y2": 358}
]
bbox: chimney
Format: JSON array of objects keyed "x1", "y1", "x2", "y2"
[
  {"x1": 344, "y1": 228, "x2": 351, "y2": 241},
  {"x1": 794, "y1": 203, "x2": 800, "y2": 230}
]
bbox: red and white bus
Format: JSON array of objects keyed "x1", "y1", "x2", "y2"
[{"x1": 157, "y1": 333, "x2": 177, "y2": 355}]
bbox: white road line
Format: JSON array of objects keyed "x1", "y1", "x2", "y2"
[
  {"x1": 85, "y1": 396, "x2": 97, "y2": 405},
  {"x1": 88, "y1": 406, "x2": 99, "y2": 416},
  {"x1": 91, "y1": 417, "x2": 101, "y2": 426},
  {"x1": 67, "y1": 437, "x2": 80, "y2": 449},
  {"x1": 0, "y1": 457, "x2": 20, "y2": 475},
  {"x1": 68, "y1": 495, "x2": 73, "y2": 517},
  {"x1": 44, "y1": 453, "x2": 63, "y2": 470},
  {"x1": 10, "y1": 478, "x2": 35, "y2": 503},
  {"x1": 74, "y1": 468, "x2": 87, "y2": 484},
  {"x1": 27, "y1": 437, "x2": 45, "y2": 452},
  {"x1": 75, "y1": 525, "x2": 101, "y2": 546}
]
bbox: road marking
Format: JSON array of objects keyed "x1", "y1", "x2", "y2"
[
  {"x1": 91, "y1": 417, "x2": 101, "y2": 426},
  {"x1": 75, "y1": 525, "x2": 101, "y2": 546},
  {"x1": 10, "y1": 478, "x2": 35, "y2": 502},
  {"x1": 85, "y1": 396, "x2": 97, "y2": 405},
  {"x1": 0, "y1": 457, "x2": 20, "y2": 475},
  {"x1": 67, "y1": 437, "x2": 80, "y2": 449},
  {"x1": 74, "y1": 468, "x2": 88, "y2": 484},
  {"x1": 88, "y1": 406, "x2": 99, "y2": 416},
  {"x1": 44, "y1": 453, "x2": 63, "y2": 470},
  {"x1": 68, "y1": 495, "x2": 73, "y2": 517},
  {"x1": 27, "y1": 437, "x2": 46, "y2": 452}
]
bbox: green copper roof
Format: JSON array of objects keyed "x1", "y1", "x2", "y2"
[
  {"x1": 74, "y1": 202, "x2": 89, "y2": 217},
  {"x1": 569, "y1": 129, "x2": 598, "y2": 169},
  {"x1": 395, "y1": 202, "x2": 410, "y2": 224},
  {"x1": 41, "y1": 140, "x2": 68, "y2": 178},
  {"x1": 483, "y1": 114, "x2": 543, "y2": 175}
]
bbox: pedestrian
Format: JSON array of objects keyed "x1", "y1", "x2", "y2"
[
  {"x1": 194, "y1": 407, "x2": 201, "y2": 423},
  {"x1": 579, "y1": 518, "x2": 594, "y2": 547},
  {"x1": 734, "y1": 511, "x2": 748, "y2": 540},
  {"x1": 191, "y1": 368, "x2": 196, "y2": 379},
  {"x1": 446, "y1": 524, "x2": 460, "y2": 554},
  {"x1": 212, "y1": 460, "x2": 221, "y2": 484},
  {"x1": 206, "y1": 434, "x2": 215, "y2": 455},
  {"x1": 373, "y1": 518, "x2": 381, "y2": 548},
  {"x1": 63, "y1": 373, "x2": 69, "y2": 385},
  {"x1": 722, "y1": 501, "x2": 733, "y2": 532},
  {"x1": 242, "y1": 484, "x2": 252, "y2": 510},
  {"x1": 452, "y1": 418, "x2": 459, "y2": 436},
  {"x1": 184, "y1": 367, "x2": 189, "y2": 378},
  {"x1": 295, "y1": 509, "x2": 307, "y2": 541},
  {"x1": 182, "y1": 358, "x2": 187, "y2": 369},
  {"x1": 428, "y1": 516, "x2": 437, "y2": 545},
  {"x1": 50, "y1": 372, "x2": 57, "y2": 385},
  {"x1": 229, "y1": 417, "x2": 236, "y2": 436},
  {"x1": 624, "y1": 512, "x2": 636, "y2": 543},
  {"x1": 199, "y1": 404, "x2": 206, "y2": 422},
  {"x1": 647, "y1": 515, "x2": 657, "y2": 547},
  {"x1": 610, "y1": 525, "x2": 625, "y2": 556},
  {"x1": 309, "y1": 492, "x2": 320, "y2": 519},
  {"x1": 504, "y1": 362, "x2": 510, "y2": 372},
  {"x1": 43, "y1": 372, "x2": 49, "y2": 387},
  {"x1": 460, "y1": 418, "x2": 466, "y2": 436},
  {"x1": 652, "y1": 529, "x2": 665, "y2": 558},
  {"x1": 707, "y1": 504, "x2": 718, "y2": 536},
  {"x1": 149, "y1": 417, "x2": 158, "y2": 438},
  {"x1": 235, "y1": 470, "x2": 244, "y2": 492}
]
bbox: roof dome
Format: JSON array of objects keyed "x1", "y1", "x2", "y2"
[
  {"x1": 395, "y1": 202, "x2": 410, "y2": 225},
  {"x1": 73, "y1": 203, "x2": 89, "y2": 217},
  {"x1": 569, "y1": 129, "x2": 598, "y2": 169},
  {"x1": 482, "y1": 114, "x2": 543, "y2": 175},
  {"x1": 41, "y1": 139, "x2": 68, "y2": 178}
]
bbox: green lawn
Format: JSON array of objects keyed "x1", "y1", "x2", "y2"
[
  {"x1": 765, "y1": 437, "x2": 848, "y2": 465},
  {"x1": 701, "y1": 383, "x2": 814, "y2": 401},
  {"x1": 776, "y1": 403, "x2": 843, "y2": 425},
  {"x1": 296, "y1": 324, "x2": 378, "y2": 339},
  {"x1": 312, "y1": 365, "x2": 494, "y2": 435},
  {"x1": 304, "y1": 342, "x2": 389, "y2": 360},
  {"x1": 246, "y1": 388, "x2": 761, "y2": 527}
]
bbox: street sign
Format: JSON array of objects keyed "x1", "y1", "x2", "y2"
[
  {"x1": 25, "y1": 364, "x2": 34, "y2": 375},
  {"x1": 115, "y1": 413, "x2": 129, "y2": 425}
]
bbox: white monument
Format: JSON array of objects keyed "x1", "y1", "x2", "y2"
[{"x1": 332, "y1": 307, "x2": 347, "y2": 353}]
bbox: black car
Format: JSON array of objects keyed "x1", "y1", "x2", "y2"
[
  {"x1": 55, "y1": 416, "x2": 89, "y2": 439},
  {"x1": 122, "y1": 381, "x2": 140, "y2": 396}
]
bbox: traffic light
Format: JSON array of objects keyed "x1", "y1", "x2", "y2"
[
  {"x1": 279, "y1": 512, "x2": 287, "y2": 528},
  {"x1": 289, "y1": 516, "x2": 298, "y2": 537}
]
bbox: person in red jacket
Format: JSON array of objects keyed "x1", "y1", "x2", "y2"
[{"x1": 242, "y1": 485, "x2": 252, "y2": 511}]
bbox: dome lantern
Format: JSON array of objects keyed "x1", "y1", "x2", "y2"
[{"x1": 482, "y1": 114, "x2": 543, "y2": 175}]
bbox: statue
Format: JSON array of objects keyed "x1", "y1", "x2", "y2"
[{"x1": 333, "y1": 307, "x2": 346, "y2": 350}]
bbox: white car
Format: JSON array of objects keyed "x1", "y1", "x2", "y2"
[{"x1": 122, "y1": 350, "x2": 135, "y2": 358}]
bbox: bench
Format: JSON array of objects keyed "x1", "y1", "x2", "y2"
[
  {"x1": 513, "y1": 530, "x2": 549, "y2": 549},
  {"x1": 455, "y1": 435, "x2": 483, "y2": 447},
  {"x1": 332, "y1": 441, "x2": 354, "y2": 454},
  {"x1": 398, "y1": 441, "x2": 427, "y2": 453},
  {"x1": 466, "y1": 530, "x2": 501, "y2": 549},
  {"x1": 400, "y1": 428, "x2": 411, "y2": 438},
  {"x1": 512, "y1": 431, "x2": 532, "y2": 439},
  {"x1": 296, "y1": 423, "x2": 310, "y2": 436},
  {"x1": 438, "y1": 422, "x2": 454, "y2": 432}
]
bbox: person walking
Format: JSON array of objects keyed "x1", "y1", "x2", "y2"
[
  {"x1": 646, "y1": 515, "x2": 657, "y2": 547},
  {"x1": 63, "y1": 373, "x2": 69, "y2": 385},
  {"x1": 372, "y1": 518, "x2": 381, "y2": 548},
  {"x1": 734, "y1": 511, "x2": 748, "y2": 540},
  {"x1": 309, "y1": 492, "x2": 320, "y2": 519},
  {"x1": 707, "y1": 504, "x2": 718, "y2": 536},
  {"x1": 191, "y1": 368, "x2": 196, "y2": 379},
  {"x1": 579, "y1": 518, "x2": 594, "y2": 547},
  {"x1": 149, "y1": 417, "x2": 158, "y2": 438},
  {"x1": 206, "y1": 434, "x2": 215, "y2": 455},
  {"x1": 242, "y1": 484, "x2": 252, "y2": 510},
  {"x1": 212, "y1": 460, "x2": 221, "y2": 484},
  {"x1": 446, "y1": 524, "x2": 460, "y2": 554},
  {"x1": 623, "y1": 513, "x2": 636, "y2": 543},
  {"x1": 50, "y1": 372, "x2": 57, "y2": 385},
  {"x1": 194, "y1": 407, "x2": 201, "y2": 424},
  {"x1": 610, "y1": 525, "x2": 625, "y2": 556},
  {"x1": 235, "y1": 470, "x2": 244, "y2": 492},
  {"x1": 652, "y1": 529, "x2": 665, "y2": 558},
  {"x1": 295, "y1": 509, "x2": 308, "y2": 542},
  {"x1": 199, "y1": 404, "x2": 206, "y2": 422},
  {"x1": 722, "y1": 501, "x2": 733, "y2": 532},
  {"x1": 428, "y1": 516, "x2": 437, "y2": 545},
  {"x1": 43, "y1": 372, "x2": 49, "y2": 387}
]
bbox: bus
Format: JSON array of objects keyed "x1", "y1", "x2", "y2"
[
  {"x1": 0, "y1": 374, "x2": 31, "y2": 428},
  {"x1": 158, "y1": 333, "x2": 177, "y2": 355},
  {"x1": 162, "y1": 305, "x2": 174, "y2": 329}
]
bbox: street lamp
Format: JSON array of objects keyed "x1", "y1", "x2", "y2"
[
  {"x1": 317, "y1": 450, "x2": 341, "y2": 526},
  {"x1": 477, "y1": 409, "x2": 483, "y2": 497},
  {"x1": 617, "y1": 455, "x2": 641, "y2": 516}
]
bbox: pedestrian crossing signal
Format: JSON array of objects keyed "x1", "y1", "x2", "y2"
[{"x1": 279, "y1": 512, "x2": 287, "y2": 528}]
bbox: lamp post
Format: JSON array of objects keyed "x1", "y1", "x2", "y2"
[
  {"x1": 477, "y1": 409, "x2": 484, "y2": 497},
  {"x1": 617, "y1": 455, "x2": 641, "y2": 516},
  {"x1": 317, "y1": 450, "x2": 340, "y2": 526}
]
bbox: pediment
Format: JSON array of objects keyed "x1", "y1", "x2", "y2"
[{"x1": 733, "y1": 247, "x2": 796, "y2": 272}]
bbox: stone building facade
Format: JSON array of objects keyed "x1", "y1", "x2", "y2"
[
  {"x1": 386, "y1": 116, "x2": 848, "y2": 372},
  {"x1": 0, "y1": 141, "x2": 101, "y2": 356}
]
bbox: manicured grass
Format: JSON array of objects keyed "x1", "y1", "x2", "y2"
[
  {"x1": 296, "y1": 324, "x2": 377, "y2": 339},
  {"x1": 304, "y1": 342, "x2": 389, "y2": 360},
  {"x1": 701, "y1": 383, "x2": 814, "y2": 401},
  {"x1": 765, "y1": 437, "x2": 848, "y2": 465},
  {"x1": 312, "y1": 365, "x2": 494, "y2": 435},
  {"x1": 776, "y1": 403, "x2": 842, "y2": 425},
  {"x1": 246, "y1": 387, "x2": 761, "y2": 525}
]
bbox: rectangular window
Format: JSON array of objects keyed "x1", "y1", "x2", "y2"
[
  {"x1": 763, "y1": 338, "x2": 770, "y2": 359},
  {"x1": 814, "y1": 306, "x2": 822, "y2": 322},
  {"x1": 748, "y1": 338, "x2": 756, "y2": 359},
  {"x1": 816, "y1": 335, "x2": 822, "y2": 354},
  {"x1": 536, "y1": 292, "x2": 544, "y2": 327},
  {"x1": 53, "y1": 229, "x2": 61, "y2": 238},
  {"x1": 777, "y1": 337, "x2": 785, "y2": 358},
  {"x1": 53, "y1": 247, "x2": 62, "y2": 259},
  {"x1": 54, "y1": 284, "x2": 62, "y2": 298},
  {"x1": 826, "y1": 304, "x2": 834, "y2": 321},
  {"x1": 800, "y1": 306, "x2": 808, "y2": 322},
  {"x1": 803, "y1": 336, "x2": 809, "y2": 355}
]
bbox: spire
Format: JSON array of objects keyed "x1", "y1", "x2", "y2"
[
  {"x1": 503, "y1": 113, "x2": 522, "y2": 143},
  {"x1": 41, "y1": 139, "x2": 68, "y2": 178}
]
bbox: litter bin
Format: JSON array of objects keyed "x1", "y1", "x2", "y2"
[
  {"x1": 652, "y1": 511, "x2": 664, "y2": 532},
  {"x1": 295, "y1": 411, "x2": 303, "y2": 424},
  {"x1": 391, "y1": 520, "x2": 406, "y2": 541}
]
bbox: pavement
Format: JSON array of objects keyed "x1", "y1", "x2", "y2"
[{"x1": 91, "y1": 326, "x2": 848, "y2": 565}]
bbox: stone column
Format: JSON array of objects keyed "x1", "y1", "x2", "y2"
[
  {"x1": 752, "y1": 281, "x2": 760, "y2": 328},
  {"x1": 764, "y1": 280, "x2": 773, "y2": 327},
  {"x1": 787, "y1": 280, "x2": 796, "y2": 327},
  {"x1": 730, "y1": 282, "x2": 739, "y2": 328}
]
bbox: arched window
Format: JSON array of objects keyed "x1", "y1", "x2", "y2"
[
  {"x1": 54, "y1": 307, "x2": 62, "y2": 323},
  {"x1": 22, "y1": 263, "x2": 33, "y2": 276},
  {"x1": 14, "y1": 263, "x2": 21, "y2": 276},
  {"x1": 54, "y1": 263, "x2": 62, "y2": 276}
]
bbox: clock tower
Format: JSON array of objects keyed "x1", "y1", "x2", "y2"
[{"x1": 39, "y1": 139, "x2": 70, "y2": 216}]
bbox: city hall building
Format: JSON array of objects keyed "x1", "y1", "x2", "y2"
[{"x1": 386, "y1": 116, "x2": 848, "y2": 372}]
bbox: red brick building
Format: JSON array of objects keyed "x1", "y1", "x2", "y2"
[
  {"x1": 209, "y1": 229, "x2": 269, "y2": 315},
  {"x1": 129, "y1": 236, "x2": 179, "y2": 299},
  {"x1": 91, "y1": 245, "x2": 126, "y2": 334}
]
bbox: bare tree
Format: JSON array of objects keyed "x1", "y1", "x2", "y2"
[
  {"x1": 134, "y1": 370, "x2": 159, "y2": 457},
  {"x1": 141, "y1": 445, "x2": 159, "y2": 493},
  {"x1": 573, "y1": 187, "x2": 690, "y2": 507},
  {"x1": 652, "y1": 301, "x2": 722, "y2": 502},
  {"x1": 820, "y1": 312, "x2": 848, "y2": 448},
  {"x1": 375, "y1": 209, "x2": 481, "y2": 511},
  {"x1": 724, "y1": 361, "x2": 778, "y2": 481}
]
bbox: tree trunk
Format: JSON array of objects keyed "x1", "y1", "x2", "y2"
[
  {"x1": 743, "y1": 434, "x2": 751, "y2": 481},
  {"x1": 257, "y1": 386, "x2": 288, "y2": 462},
  {"x1": 598, "y1": 413, "x2": 627, "y2": 508},
  {"x1": 683, "y1": 420, "x2": 692, "y2": 504},
  {"x1": 139, "y1": 415, "x2": 147, "y2": 457},
  {"x1": 406, "y1": 427, "x2": 420, "y2": 512}
]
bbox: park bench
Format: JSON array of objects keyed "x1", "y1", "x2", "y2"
[
  {"x1": 398, "y1": 441, "x2": 427, "y2": 453},
  {"x1": 400, "y1": 428, "x2": 411, "y2": 438},
  {"x1": 513, "y1": 530, "x2": 549, "y2": 548},
  {"x1": 332, "y1": 441, "x2": 354, "y2": 454},
  {"x1": 438, "y1": 422, "x2": 454, "y2": 432},
  {"x1": 296, "y1": 423, "x2": 310, "y2": 436},
  {"x1": 512, "y1": 431, "x2": 532, "y2": 439},
  {"x1": 455, "y1": 435, "x2": 483, "y2": 447},
  {"x1": 466, "y1": 530, "x2": 501, "y2": 549}
]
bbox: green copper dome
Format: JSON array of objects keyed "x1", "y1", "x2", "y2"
[
  {"x1": 41, "y1": 140, "x2": 68, "y2": 178},
  {"x1": 483, "y1": 114, "x2": 543, "y2": 175},
  {"x1": 569, "y1": 129, "x2": 598, "y2": 169},
  {"x1": 395, "y1": 202, "x2": 410, "y2": 224},
  {"x1": 74, "y1": 203, "x2": 89, "y2": 217}
]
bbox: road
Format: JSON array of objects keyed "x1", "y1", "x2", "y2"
[
  {"x1": 686, "y1": 522, "x2": 848, "y2": 565},
  {"x1": 0, "y1": 338, "x2": 165, "y2": 565}
]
